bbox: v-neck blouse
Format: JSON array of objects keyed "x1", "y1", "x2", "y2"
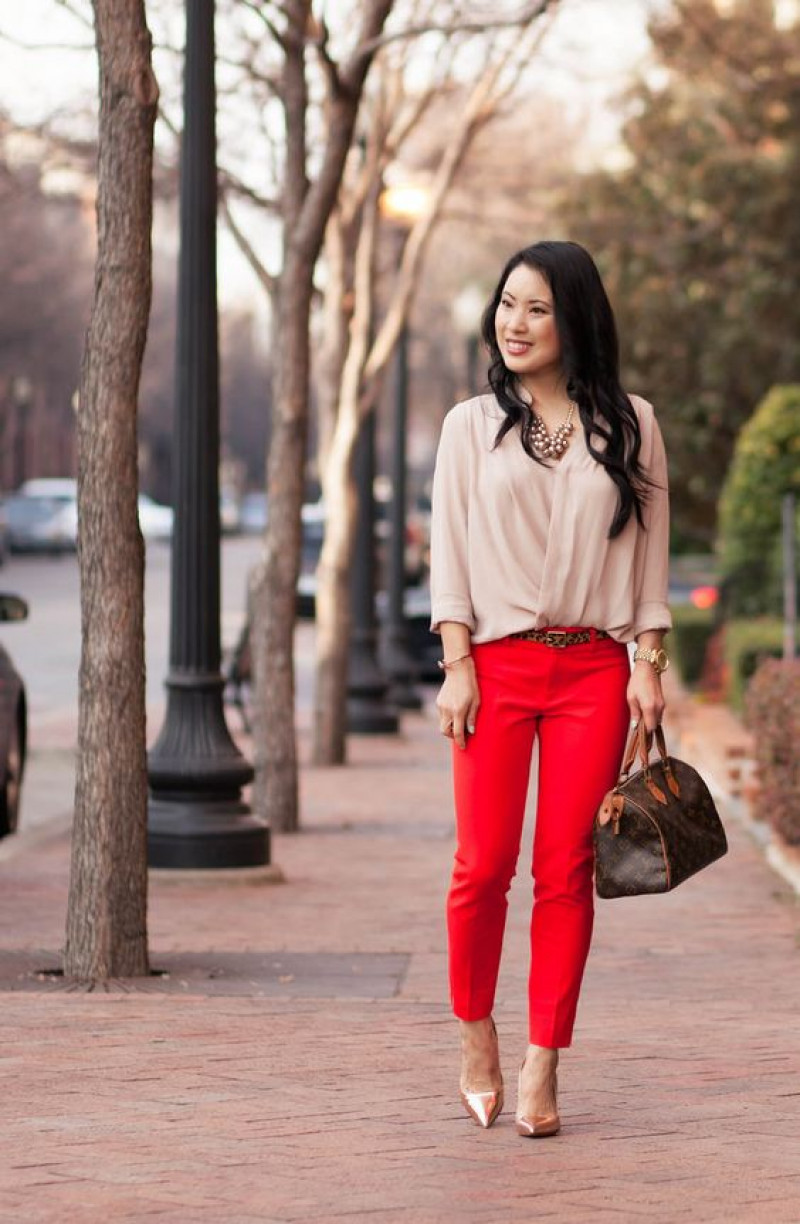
[{"x1": 429, "y1": 393, "x2": 672, "y2": 644}]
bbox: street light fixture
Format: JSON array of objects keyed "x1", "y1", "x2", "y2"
[
  {"x1": 452, "y1": 282, "x2": 486, "y2": 398},
  {"x1": 379, "y1": 181, "x2": 431, "y2": 711}
]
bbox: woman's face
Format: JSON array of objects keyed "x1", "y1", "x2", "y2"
[{"x1": 494, "y1": 263, "x2": 561, "y2": 381}]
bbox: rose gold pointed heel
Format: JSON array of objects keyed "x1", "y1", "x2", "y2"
[
  {"x1": 515, "y1": 1063, "x2": 561, "y2": 1138},
  {"x1": 460, "y1": 1086, "x2": 504, "y2": 1129},
  {"x1": 459, "y1": 1017, "x2": 504, "y2": 1129}
]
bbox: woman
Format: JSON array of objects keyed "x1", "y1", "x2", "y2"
[{"x1": 430, "y1": 240, "x2": 671, "y2": 1138}]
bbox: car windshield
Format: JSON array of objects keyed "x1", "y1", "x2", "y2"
[{"x1": 5, "y1": 497, "x2": 64, "y2": 525}]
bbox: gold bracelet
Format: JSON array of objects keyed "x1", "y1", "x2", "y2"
[{"x1": 437, "y1": 652, "x2": 472, "y2": 672}]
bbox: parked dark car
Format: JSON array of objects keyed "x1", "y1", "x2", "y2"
[{"x1": 0, "y1": 594, "x2": 28, "y2": 837}]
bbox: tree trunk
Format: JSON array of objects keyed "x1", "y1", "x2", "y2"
[
  {"x1": 250, "y1": 254, "x2": 313, "y2": 831},
  {"x1": 64, "y1": 0, "x2": 158, "y2": 980},
  {"x1": 314, "y1": 405, "x2": 361, "y2": 764},
  {"x1": 313, "y1": 180, "x2": 381, "y2": 764},
  {"x1": 251, "y1": 0, "x2": 394, "y2": 830}
]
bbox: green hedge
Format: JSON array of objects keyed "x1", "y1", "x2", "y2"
[
  {"x1": 725, "y1": 618, "x2": 784, "y2": 711},
  {"x1": 718, "y1": 385, "x2": 800, "y2": 616},
  {"x1": 745, "y1": 659, "x2": 800, "y2": 845},
  {"x1": 670, "y1": 605, "x2": 716, "y2": 687}
]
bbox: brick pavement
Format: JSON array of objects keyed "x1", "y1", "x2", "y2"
[{"x1": 1, "y1": 685, "x2": 800, "y2": 1223}]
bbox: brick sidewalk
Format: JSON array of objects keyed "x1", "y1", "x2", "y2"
[{"x1": 1, "y1": 691, "x2": 799, "y2": 1223}]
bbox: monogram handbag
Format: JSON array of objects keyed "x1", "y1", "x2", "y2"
[{"x1": 594, "y1": 723, "x2": 728, "y2": 898}]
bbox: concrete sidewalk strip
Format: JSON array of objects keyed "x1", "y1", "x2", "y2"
[
  {"x1": 0, "y1": 949, "x2": 411, "y2": 998},
  {"x1": 1, "y1": 700, "x2": 800, "y2": 1222}
]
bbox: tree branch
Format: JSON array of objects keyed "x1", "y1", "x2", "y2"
[
  {"x1": 362, "y1": 39, "x2": 525, "y2": 392},
  {"x1": 355, "y1": 0, "x2": 555, "y2": 60},
  {"x1": 307, "y1": 14, "x2": 342, "y2": 98},
  {"x1": 53, "y1": 0, "x2": 94, "y2": 30},
  {"x1": 219, "y1": 170, "x2": 281, "y2": 215},
  {"x1": 293, "y1": 0, "x2": 394, "y2": 258},
  {"x1": 239, "y1": 0, "x2": 289, "y2": 51},
  {"x1": 219, "y1": 192, "x2": 278, "y2": 297},
  {"x1": 0, "y1": 25, "x2": 94, "y2": 51}
]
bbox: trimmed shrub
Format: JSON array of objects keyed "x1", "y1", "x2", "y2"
[
  {"x1": 725, "y1": 618, "x2": 784, "y2": 711},
  {"x1": 670, "y1": 605, "x2": 716, "y2": 687},
  {"x1": 745, "y1": 659, "x2": 800, "y2": 845},
  {"x1": 718, "y1": 384, "x2": 800, "y2": 617}
]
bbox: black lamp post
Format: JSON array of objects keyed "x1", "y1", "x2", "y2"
[
  {"x1": 381, "y1": 321, "x2": 423, "y2": 709},
  {"x1": 346, "y1": 406, "x2": 400, "y2": 734},
  {"x1": 453, "y1": 283, "x2": 485, "y2": 399},
  {"x1": 147, "y1": 1, "x2": 269, "y2": 869},
  {"x1": 11, "y1": 376, "x2": 32, "y2": 489}
]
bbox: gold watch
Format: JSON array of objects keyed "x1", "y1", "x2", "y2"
[{"x1": 633, "y1": 646, "x2": 670, "y2": 675}]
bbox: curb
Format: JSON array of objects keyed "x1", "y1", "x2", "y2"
[{"x1": 149, "y1": 862, "x2": 287, "y2": 886}]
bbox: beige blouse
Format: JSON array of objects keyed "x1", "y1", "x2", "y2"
[{"x1": 429, "y1": 393, "x2": 672, "y2": 644}]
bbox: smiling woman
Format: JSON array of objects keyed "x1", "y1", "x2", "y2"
[{"x1": 429, "y1": 238, "x2": 672, "y2": 1142}]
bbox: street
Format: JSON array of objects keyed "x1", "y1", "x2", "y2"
[{"x1": 0, "y1": 538, "x2": 317, "y2": 831}]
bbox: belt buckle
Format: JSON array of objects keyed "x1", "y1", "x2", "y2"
[{"x1": 545, "y1": 630, "x2": 568, "y2": 648}]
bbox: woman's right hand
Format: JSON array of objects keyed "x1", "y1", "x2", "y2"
[{"x1": 436, "y1": 658, "x2": 481, "y2": 750}]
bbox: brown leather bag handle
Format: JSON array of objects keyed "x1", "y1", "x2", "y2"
[
  {"x1": 620, "y1": 721, "x2": 668, "y2": 778},
  {"x1": 619, "y1": 722, "x2": 679, "y2": 798}
]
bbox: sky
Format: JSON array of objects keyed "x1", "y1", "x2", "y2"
[
  {"x1": 0, "y1": 0, "x2": 662, "y2": 304},
  {"x1": 0, "y1": 0, "x2": 658, "y2": 127}
]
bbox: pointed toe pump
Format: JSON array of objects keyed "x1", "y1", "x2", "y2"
[
  {"x1": 459, "y1": 1017, "x2": 504, "y2": 1129},
  {"x1": 460, "y1": 1086, "x2": 504, "y2": 1129},
  {"x1": 515, "y1": 1063, "x2": 561, "y2": 1139}
]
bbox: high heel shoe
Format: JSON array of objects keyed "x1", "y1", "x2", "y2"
[
  {"x1": 459, "y1": 1017, "x2": 504, "y2": 1129},
  {"x1": 460, "y1": 1086, "x2": 504, "y2": 1129},
  {"x1": 515, "y1": 1060, "x2": 561, "y2": 1138}
]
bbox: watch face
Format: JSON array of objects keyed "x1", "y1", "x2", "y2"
[{"x1": 656, "y1": 649, "x2": 669, "y2": 672}]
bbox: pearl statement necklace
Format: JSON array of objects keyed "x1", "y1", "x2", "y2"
[{"x1": 529, "y1": 401, "x2": 576, "y2": 460}]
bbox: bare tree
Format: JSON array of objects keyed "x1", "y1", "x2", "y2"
[
  {"x1": 64, "y1": 0, "x2": 158, "y2": 980},
  {"x1": 242, "y1": 0, "x2": 395, "y2": 832},
  {"x1": 313, "y1": 6, "x2": 556, "y2": 763}
]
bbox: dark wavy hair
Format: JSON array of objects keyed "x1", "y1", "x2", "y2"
[{"x1": 481, "y1": 240, "x2": 649, "y2": 539}]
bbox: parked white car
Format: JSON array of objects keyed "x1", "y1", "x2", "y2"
[
  {"x1": 5, "y1": 479, "x2": 78, "y2": 554},
  {"x1": 9, "y1": 479, "x2": 173, "y2": 546},
  {"x1": 136, "y1": 494, "x2": 174, "y2": 542}
]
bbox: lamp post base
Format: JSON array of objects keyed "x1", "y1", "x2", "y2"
[
  {"x1": 346, "y1": 636, "x2": 400, "y2": 734},
  {"x1": 147, "y1": 676, "x2": 269, "y2": 869},
  {"x1": 346, "y1": 697, "x2": 400, "y2": 735},
  {"x1": 381, "y1": 625, "x2": 423, "y2": 711},
  {"x1": 148, "y1": 797, "x2": 269, "y2": 869}
]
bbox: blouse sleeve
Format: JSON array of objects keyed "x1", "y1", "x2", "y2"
[
  {"x1": 429, "y1": 406, "x2": 477, "y2": 634},
  {"x1": 633, "y1": 405, "x2": 673, "y2": 637}
]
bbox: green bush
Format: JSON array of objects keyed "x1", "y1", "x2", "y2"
[
  {"x1": 718, "y1": 384, "x2": 800, "y2": 617},
  {"x1": 670, "y1": 605, "x2": 716, "y2": 686},
  {"x1": 725, "y1": 618, "x2": 784, "y2": 711},
  {"x1": 745, "y1": 659, "x2": 800, "y2": 845}
]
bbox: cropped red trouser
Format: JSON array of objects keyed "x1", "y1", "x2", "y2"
[{"x1": 446, "y1": 632, "x2": 631, "y2": 1048}]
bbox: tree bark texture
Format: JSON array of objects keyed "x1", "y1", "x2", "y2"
[
  {"x1": 251, "y1": 0, "x2": 394, "y2": 830},
  {"x1": 64, "y1": 0, "x2": 158, "y2": 980}
]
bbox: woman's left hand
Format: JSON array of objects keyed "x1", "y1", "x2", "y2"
[{"x1": 627, "y1": 662, "x2": 666, "y2": 732}]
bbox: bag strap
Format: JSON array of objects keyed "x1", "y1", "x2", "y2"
[
  {"x1": 620, "y1": 721, "x2": 669, "y2": 778},
  {"x1": 619, "y1": 721, "x2": 680, "y2": 797}
]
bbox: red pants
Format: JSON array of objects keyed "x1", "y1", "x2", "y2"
[{"x1": 446, "y1": 632, "x2": 631, "y2": 1048}]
